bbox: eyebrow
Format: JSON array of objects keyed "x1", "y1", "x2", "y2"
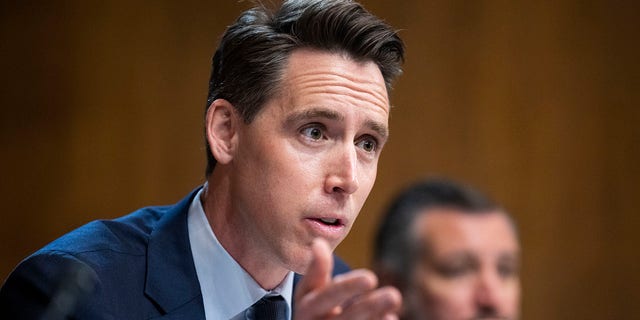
[
  {"x1": 284, "y1": 108, "x2": 343, "y2": 125},
  {"x1": 284, "y1": 107, "x2": 389, "y2": 140},
  {"x1": 366, "y1": 119, "x2": 389, "y2": 141}
]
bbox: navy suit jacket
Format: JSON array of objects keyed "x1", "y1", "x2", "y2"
[{"x1": 0, "y1": 189, "x2": 350, "y2": 319}]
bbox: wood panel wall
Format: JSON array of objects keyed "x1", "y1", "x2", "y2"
[{"x1": 1, "y1": 1, "x2": 638, "y2": 318}]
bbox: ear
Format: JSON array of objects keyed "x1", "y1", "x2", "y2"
[{"x1": 205, "y1": 99, "x2": 239, "y2": 165}]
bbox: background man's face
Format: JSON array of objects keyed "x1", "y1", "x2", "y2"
[
  {"x1": 230, "y1": 48, "x2": 390, "y2": 274},
  {"x1": 406, "y1": 209, "x2": 520, "y2": 320}
]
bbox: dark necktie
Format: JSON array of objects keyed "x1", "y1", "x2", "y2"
[{"x1": 245, "y1": 295, "x2": 288, "y2": 320}]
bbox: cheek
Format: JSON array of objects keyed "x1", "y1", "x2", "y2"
[
  {"x1": 503, "y1": 280, "x2": 521, "y2": 314},
  {"x1": 233, "y1": 145, "x2": 296, "y2": 215},
  {"x1": 248, "y1": 147, "x2": 323, "y2": 213},
  {"x1": 355, "y1": 161, "x2": 378, "y2": 198},
  {"x1": 241, "y1": 138, "x2": 307, "y2": 184}
]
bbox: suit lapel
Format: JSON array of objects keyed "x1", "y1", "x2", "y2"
[{"x1": 145, "y1": 189, "x2": 205, "y2": 318}]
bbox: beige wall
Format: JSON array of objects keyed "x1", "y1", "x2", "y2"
[{"x1": 1, "y1": 1, "x2": 638, "y2": 318}]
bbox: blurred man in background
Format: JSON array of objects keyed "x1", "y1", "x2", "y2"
[{"x1": 373, "y1": 178, "x2": 520, "y2": 320}]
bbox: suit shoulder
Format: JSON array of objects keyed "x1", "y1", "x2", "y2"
[
  {"x1": 332, "y1": 255, "x2": 351, "y2": 276},
  {"x1": 41, "y1": 205, "x2": 172, "y2": 256},
  {"x1": 0, "y1": 250, "x2": 98, "y2": 317}
]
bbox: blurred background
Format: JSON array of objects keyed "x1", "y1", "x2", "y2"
[{"x1": 1, "y1": 1, "x2": 638, "y2": 318}]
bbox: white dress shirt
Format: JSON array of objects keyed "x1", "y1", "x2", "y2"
[{"x1": 188, "y1": 187, "x2": 294, "y2": 320}]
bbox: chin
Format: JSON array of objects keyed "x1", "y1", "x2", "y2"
[{"x1": 282, "y1": 246, "x2": 315, "y2": 275}]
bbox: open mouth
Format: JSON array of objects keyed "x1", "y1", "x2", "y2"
[
  {"x1": 315, "y1": 218, "x2": 341, "y2": 226},
  {"x1": 305, "y1": 217, "x2": 346, "y2": 239}
]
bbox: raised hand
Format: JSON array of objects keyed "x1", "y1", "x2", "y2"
[{"x1": 294, "y1": 238, "x2": 402, "y2": 320}]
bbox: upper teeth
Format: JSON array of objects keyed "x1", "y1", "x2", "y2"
[{"x1": 319, "y1": 218, "x2": 338, "y2": 224}]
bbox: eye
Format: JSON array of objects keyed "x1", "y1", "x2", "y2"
[
  {"x1": 432, "y1": 256, "x2": 477, "y2": 279},
  {"x1": 497, "y1": 262, "x2": 519, "y2": 279},
  {"x1": 436, "y1": 264, "x2": 472, "y2": 278},
  {"x1": 300, "y1": 125, "x2": 324, "y2": 141},
  {"x1": 356, "y1": 136, "x2": 378, "y2": 153}
]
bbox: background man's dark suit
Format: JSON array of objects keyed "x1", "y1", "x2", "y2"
[{"x1": 0, "y1": 188, "x2": 349, "y2": 319}]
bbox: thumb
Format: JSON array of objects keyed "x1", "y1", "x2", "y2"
[{"x1": 295, "y1": 238, "x2": 333, "y2": 298}]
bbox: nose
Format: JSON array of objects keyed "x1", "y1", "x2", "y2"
[
  {"x1": 474, "y1": 269, "x2": 502, "y2": 315},
  {"x1": 324, "y1": 143, "x2": 359, "y2": 195}
]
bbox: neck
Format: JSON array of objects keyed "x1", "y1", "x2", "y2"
[{"x1": 202, "y1": 172, "x2": 290, "y2": 290}]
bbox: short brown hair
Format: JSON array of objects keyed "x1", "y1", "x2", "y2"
[{"x1": 205, "y1": 0, "x2": 404, "y2": 176}]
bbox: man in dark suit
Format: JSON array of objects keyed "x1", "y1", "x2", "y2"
[{"x1": 0, "y1": 0, "x2": 405, "y2": 319}]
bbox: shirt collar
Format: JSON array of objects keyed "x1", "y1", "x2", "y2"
[{"x1": 188, "y1": 186, "x2": 294, "y2": 319}]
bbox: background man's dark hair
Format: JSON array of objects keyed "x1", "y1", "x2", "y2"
[
  {"x1": 373, "y1": 178, "x2": 509, "y2": 288},
  {"x1": 204, "y1": 0, "x2": 405, "y2": 176}
]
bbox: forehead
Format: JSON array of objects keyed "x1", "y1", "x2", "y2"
[
  {"x1": 278, "y1": 48, "x2": 390, "y2": 116},
  {"x1": 415, "y1": 208, "x2": 519, "y2": 256}
]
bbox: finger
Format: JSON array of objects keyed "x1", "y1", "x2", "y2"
[
  {"x1": 382, "y1": 313, "x2": 399, "y2": 320},
  {"x1": 303, "y1": 269, "x2": 378, "y2": 313},
  {"x1": 294, "y1": 238, "x2": 333, "y2": 299},
  {"x1": 337, "y1": 286, "x2": 402, "y2": 320}
]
